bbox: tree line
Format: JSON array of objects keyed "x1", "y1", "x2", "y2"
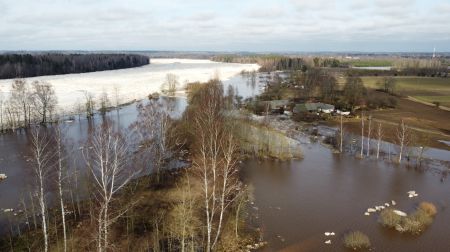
[
  {"x1": 0, "y1": 53, "x2": 149, "y2": 79},
  {"x1": 212, "y1": 54, "x2": 308, "y2": 72},
  {"x1": 213, "y1": 54, "x2": 448, "y2": 77}
]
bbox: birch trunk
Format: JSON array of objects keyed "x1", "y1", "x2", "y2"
[
  {"x1": 376, "y1": 122, "x2": 383, "y2": 159},
  {"x1": 366, "y1": 115, "x2": 371, "y2": 157},
  {"x1": 360, "y1": 112, "x2": 364, "y2": 158}
]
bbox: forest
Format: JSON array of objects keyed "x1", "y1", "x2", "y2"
[{"x1": 0, "y1": 53, "x2": 149, "y2": 79}]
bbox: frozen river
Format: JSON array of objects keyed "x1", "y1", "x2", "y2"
[{"x1": 0, "y1": 58, "x2": 259, "y2": 112}]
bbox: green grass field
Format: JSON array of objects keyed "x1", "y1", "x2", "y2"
[
  {"x1": 360, "y1": 77, "x2": 450, "y2": 107},
  {"x1": 347, "y1": 60, "x2": 393, "y2": 67}
]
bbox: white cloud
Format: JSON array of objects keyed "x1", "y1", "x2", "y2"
[{"x1": 0, "y1": 0, "x2": 449, "y2": 51}]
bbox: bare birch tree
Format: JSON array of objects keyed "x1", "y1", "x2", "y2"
[
  {"x1": 366, "y1": 115, "x2": 372, "y2": 157},
  {"x1": 360, "y1": 111, "x2": 364, "y2": 158},
  {"x1": 0, "y1": 87, "x2": 4, "y2": 132},
  {"x1": 339, "y1": 114, "x2": 344, "y2": 153},
  {"x1": 83, "y1": 124, "x2": 138, "y2": 252},
  {"x1": 191, "y1": 81, "x2": 241, "y2": 251},
  {"x1": 113, "y1": 85, "x2": 121, "y2": 113},
  {"x1": 376, "y1": 122, "x2": 383, "y2": 159},
  {"x1": 55, "y1": 127, "x2": 67, "y2": 252},
  {"x1": 30, "y1": 128, "x2": 54, "y2": 252},
  {"x1": 130, "y1": 100, "x2": 182, "y2": 183},
  {"x1": 396, "y1": 119, "x2": 410, "y2": 164}
]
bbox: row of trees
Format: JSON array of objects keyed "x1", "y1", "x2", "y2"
[
  {"x1": 0, "y1": 79, "x2": 57, "y2": 131},
  {"x1": 336, "y1": 113, "x2": 423, "y2": 166},
  {"x1": 212, "y1": 54, "x2": 307, "y2": 72},
  {"x1": 0, "y1": 54, "x2": 149, "y2": 79}
]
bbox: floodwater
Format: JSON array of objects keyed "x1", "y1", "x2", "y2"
[
  {"x1": 351, "y1": 66, "x2": 392, "y2": 71},
  {"x1": 1, "y1": 67, "x2": 450, "y2": 251},
  {"x1": 243, "y1": 138, "x2": 450, "y2": 251},
  {"x1": 0, "y1": 72, "x2": 262, "y2": 233}
]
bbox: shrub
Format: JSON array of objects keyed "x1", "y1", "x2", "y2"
[
  {"x1": 379, "y1": 209, "x2": 403, "y2": 228},
  {"x1": 382, "y1": 202, "x2": 437, "y2": 235},
  {"x1": 343, "y1": 231, "x2": 371, "y2": 250},
  {"x1": 401, "y1": 218, "x2": 422, "y2": 234},
  {"x1": 418, "y1": 202, "x2": 437, "y2": 217}
]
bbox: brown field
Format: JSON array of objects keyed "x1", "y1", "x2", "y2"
[{"x1": 327, "y1": 90, "x2": 450, "y2": 151}]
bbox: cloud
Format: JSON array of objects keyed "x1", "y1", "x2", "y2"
[
  {"x1": 245, "y1": 6, "x2": 285, "y2": 19},
  {"x1": 0, "y1": 0, "x2": 449, "y2": 51}
]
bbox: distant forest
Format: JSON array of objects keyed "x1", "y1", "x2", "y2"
[
  {"x1": 212, "y1": 55, "x2": 309, "y2": 72},
  {"x1": 0, "y1": 53, "x2": 150, "y2": 79}
]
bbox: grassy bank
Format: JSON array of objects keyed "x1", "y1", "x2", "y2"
[
  {"x1": 234, "y1": 118, "x2": 303, "y2": 160},
  {"x1": 360, "y1": 76, "x2": 450, "y2": 107}
]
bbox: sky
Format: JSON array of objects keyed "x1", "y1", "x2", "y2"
[{"x1": 0, "y1": 0, "x2": 449, "y2": 52}]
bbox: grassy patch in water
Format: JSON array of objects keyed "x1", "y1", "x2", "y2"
[
  {"x1": 378, "y1": 201, "x2": 437, "y2": 235},
  {"x1": 343, "y1": 231, "x2": 371, "y2": 250}
]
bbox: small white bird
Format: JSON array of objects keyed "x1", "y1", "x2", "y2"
[
  {"x1": 364, "y1": 212, "x2": 370, "y2": 216},
  {"x1": 324, "y1": 232, "x2": 331, "y2": 236},
  {"x1": 385, "y1": 203, "x2": 390, "y2": 207},
  {"x1": 367, "y1": 208, "x2": 376, "y2": 213},
  {"x1": 325, "y1": 240, "x2": 331, "y2": 244},
  {"x1": 408, "y1": 194, "x2": 413, "y2": 198},
  {"x1": 391, "y1": 200, "x2": 396, "y2": 206},
  {"x1": 330, "y1": 232, "x2": 335, "y2": 236}
]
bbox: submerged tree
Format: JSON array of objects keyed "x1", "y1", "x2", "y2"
[
  {"x1": 83, "y1": 91, "x2": 95, "y2": 118},
  {"x1": 360, "y1": 111, "x2": 365, "y2": 158},
  {"x1": 9, "y1": 79, "x2": 31, "y2": 126},
  {"x1": 376, "y1": 122, "x2": 383, "y2": 159},
  {"x1": 396, "y1": 119, "x2": 410, "y2": 164},
  {"x1": 366, "y1": 115, "x2": 372, "y2": 157},
  {"x1": 31, "y1": 81, "x2": 57, "y2": 124},
  {"x1": 162, "y1": 73, "x2": 179, "y2": 96}
]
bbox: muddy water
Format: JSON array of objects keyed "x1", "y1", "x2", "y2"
[
  {"x1": 242, "y1": 139, "x2": 450, "y2": 251},
  {"x1": 1, "y1": 69, "x2": 450, "y2": 251},
  {"x1": 0, "y1": 73, "x2": 261, "y2": 233}
]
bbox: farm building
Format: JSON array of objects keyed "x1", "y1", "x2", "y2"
[{"x1": 293, "y1": 102, "x2": 335, "y2": 114}]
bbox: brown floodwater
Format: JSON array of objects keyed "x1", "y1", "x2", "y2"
[{"x1": 242, "y1": 139, "x2": 450, "y2": 251}]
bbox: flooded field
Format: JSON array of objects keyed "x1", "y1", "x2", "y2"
[
  {"x1": 243, "y1": 138, "x2": 450, "y2": 251},
  {"x1": 0, "y1": 67, "x2": 449, "y2": 251}
]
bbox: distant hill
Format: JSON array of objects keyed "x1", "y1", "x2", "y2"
[{"x1": 0, "y1": 53, "x2": 149, "y2": 79}]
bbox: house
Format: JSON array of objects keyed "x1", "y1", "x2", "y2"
[
  {"x1": 258, "y1": 100, "x2": 290, "y2": 114},
  {"x1": 293, "y1": 102, "x2": 335, "y2": 114}
]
